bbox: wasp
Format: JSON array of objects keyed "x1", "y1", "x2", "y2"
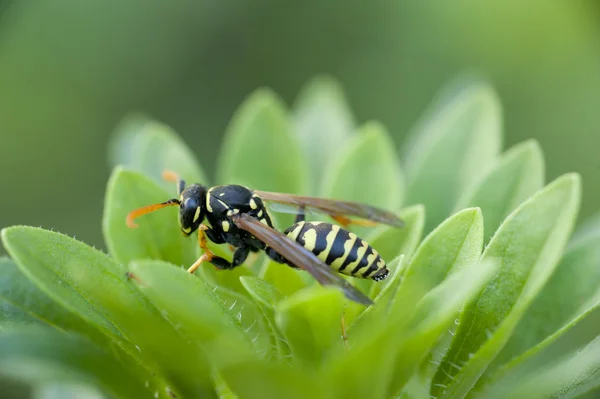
[{"x1": 126, "y1": 171, "x2": 403, "y2": 305}]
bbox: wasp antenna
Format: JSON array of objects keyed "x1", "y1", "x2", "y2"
[
  {"x1": 162, "y1": 170, "x2": 180, "y2": 182},
  {"x1": 126, "y1": 199, "x2": 180, "y2": 228},
  {"x1": 162, "y1": 170, "x2": 186, "y2": 195}
]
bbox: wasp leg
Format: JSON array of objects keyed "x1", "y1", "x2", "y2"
[
  {"x1": 265, "y1": 247, "x2": 300, "y2": 269},
  {"x1": 188, "y1": 225, "x2": 216, "y2": 274},
  {"x1": 331, "y1": 215, "x2": 378, "y2": 228},
  {"x1": 203, "y1": 225, "x2": 226, "y2": 244},
  {"x1": 232, "y1": 246, "x2": 251, "y2": 267},
  {"x1": 162, "y1": 170, "x2": 186, "y2": 196},
  {"x1": 199, "y1": 245, "x2": 252, "y2": 271},
  {"x1": 341, "y1": 312, "x2": 349, "y2": 350},
  {"x1": 295, "y1": 206, "x2": 306, "y2": 223}
]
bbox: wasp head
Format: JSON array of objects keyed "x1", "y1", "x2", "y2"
[{"x1": 178, "y1": 184, "x2": 207, "y2": 236}]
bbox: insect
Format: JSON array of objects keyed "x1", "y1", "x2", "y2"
[{"x1": 126, "y1": 171, "x2": 403, "y2": 306}]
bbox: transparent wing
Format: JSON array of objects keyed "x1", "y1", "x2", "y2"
[
  {"x1": 231, "y1": 213, "x2": 373, "y2": 306},
  {"x1": 254, "y1": 190, "x2": 404, "y2": 227}
]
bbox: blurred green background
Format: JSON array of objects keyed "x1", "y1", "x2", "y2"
[{"x1": 1, "y1": 1, "x2": 599, "y2": 253}]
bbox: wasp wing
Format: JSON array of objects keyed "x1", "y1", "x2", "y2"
[
  {"x1": 231, "y1": 213, "x2": 373, "y2": 306},
  {"x1": 254, "y1": 190, "x2": 404, "y2": 228}
]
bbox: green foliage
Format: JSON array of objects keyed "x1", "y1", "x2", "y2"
[{"x1": 0, "y1": 76, "x2": 597, "y2": 399}]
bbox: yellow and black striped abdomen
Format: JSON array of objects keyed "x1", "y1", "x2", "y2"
[{"x1": 283, "y1": 221, "x2": 389, "y2": 281}]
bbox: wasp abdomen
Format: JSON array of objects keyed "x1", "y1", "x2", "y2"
[{"x1": 283, "y1": 221, "x2": 389, "y2": 281}]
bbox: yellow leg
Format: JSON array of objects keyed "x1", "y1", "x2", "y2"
[
  {"x1": 125, "y1": 271, "x2": 146, "y2": 287},
  {"x1": 341, "y1": 312, "x2": 349, "y2": 350},
  {"x1": 187, "y1": 225, "x2": 215, "y2": 274}
]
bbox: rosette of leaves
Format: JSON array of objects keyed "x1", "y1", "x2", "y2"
[{"x1": 1, "y1": 76, "x2": 598, "y2": 399}]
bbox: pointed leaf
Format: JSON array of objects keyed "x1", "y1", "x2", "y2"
[
  {"x1": 103, "y1": 167, "x2": 197, "y2": 267},
  {"x1": 389, "y1": 208, "x2": 483, "y2": 319},
  {"x1": 292, "y1": 75, "x2": 355, "y2": 194},
  {"x1": 329, "y1": 260, "x2": 496, "y2": 399},
  {"x1": 344, "y1": 256, "x2": 404, "y2": 327},
  {"x1": 198, "y1": 261, "x2": 256, "y2": 295},
  {"x1": 455, "y1": 139, "x2": 544, "y2": 241},
  {"x1": 108, "y1": 113, "x2": 208, "y2": 191},
  {"x1": 2, "y1": 226, "x2": 217, "y2": 398},
  {"x1": 0, "y1": 328, "x2": 161, "y2": 399},
  {"x1": 366, "y1": 205, "x2": 425, "y2": 299},
  {"x1": 403, "y1": 78, "x2": 502, "y2": 232},
  {"x1": 275, "y1": 286, "x2": 345, "y2": 366},
  {"x1": 481, "y1": 334, "x2": 600, "y2": 399},
  {"x1": 383, "y1": 209, "x2": 484, "y2": 395},
  {"x1": 128, "y1": 260, "x2": 259, "y2": 367},
  {"x1": 321, "y1": 121, "x2": 404, "y2": 217},
  {"x1": 388, "y1": 260, "x2": 498, "y2": 396},
  {"x1": 352, "y1": 208, "x2": 482, "y2": 335},
  {"x1": 259, "y1": 259, "x2": 308, "y2": 298},
  {"x1": 367, "y1": 204, "x2": 425, "y2": 263},
  {"x1": 241, "y1": 276, "x2": 284, "y2": 308},
  {"x1": 432, "y1": 174, "x2": 581, "y2": 399},
  {"x1": 209, "y1": 285, "x2": 272, "y2": 358},
  {"x1": 472, "y1": 302, "x2": 600, "y2": 398},
  {"x1": 0, "y1": 257, "x2": 108, "y2": 345},
  {"x1": 217, "y1": 88, "x2": 308, "y2": 195},
  {"x1": 240, "y1": 276, "x2": 291, "y2": 359},
  {"x1": 220, "y1": 360, "x2": 325, "y2": 399},
  {"x1": 492, "y1": 214, "x2": 600, "y2": 369},
  {"x1": 217, "y1": 89, "x2": 308, "y2": 229}
]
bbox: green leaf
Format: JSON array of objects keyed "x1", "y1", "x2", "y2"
[
  {"x1": 491, "y1": 213, "x2": 600, "y2": 370},
  {"x1": 292, "y1": 75, "x2": 355, "y2": 194},
  {"x1": 350, "y1": 207, "x2": 482, "y2": 373},
  {"x1": 0, "y1": 257, "x2": 108, "y2": 345},
  {"x1": 275, "y1": 286, "x2": 345, "y2": 366},
  {"x1": 389, "y1": 207, "x2": 483, "y2": 320},
  {"x1": 212, "y1": 370, "x2": 239, "y2": 399},
  {"x1": 259, "y1": 259, "x2": 308, "y2": 298},
  {"x1": 127, "y1": 260, "x2": 258, "y2": 367},
  {"x1": 382, "y1": 208, "x2": 484, "y2": 396},
  {"x1": 0, "y1": 328, "x2": 160, "y2": 399},
  {"x1": 481, "y1": 334, "x2": 600, "y2": 399},
  {"x1": 389, "y1": 260, "x2": 499, "y2": 397},
  {"x1": 103, "y1": 167, "x2": 197, "y2": 267},
  {"x1": 220, "y1": 361, "x2": 325, "y2": 399},
  {"x1": 328, "y1": 259, "x2": 496, "y2": 399},
  {"x1": 353, "y1": 208, "x2": 482, "y2": 333},
  {"x1": 472, "y1": 217, "x2": 600, "y2": 396},
  {"x1": 208, "y1": 285, "x2": 272, "y2": 358},
  {"x1": 367, "y1": 204, "x2": 425, "y2": 263},
  {"x1": 471, "y1": 303, "x2": 600, "y2": 398},
  {"x1": 366, "y1": 205, "x2": 425, "y2": 299},
  {"x1": 217, "y1": 89, "x2": 308, "y2": 229},
  {"x1": 240, "y1": 276, "x2": 291, "y2": 359},
  {"x1": 344, "y1": 255, "x2": 404, "y2": 328},
  {"x1": 198, "y1": 262, "x2": 256, "y2": 295},
  {"x1": 455, "y1": 139, "x2": 545, "y2": 241},
  {"x1": 241, "y1": 276, "x2": 284, "y2": 308},
  {"x1": 2, "y1": 228, "x2": 124, "y2": 342},
  {"x1": 403, "y1": 78, "x2": 502, "y2": 232},
  {"x1": 0, "y1": 298, "x2": 36, "y2": 330},
  {"x1": 217, "y1": 88, "x2": 308, "y2": 195},
  {"x1": 432, "y1": 174, "x2": 581, "y2": 399},
  {"x1": 108, "y1": 113, "x2": 208, "y2": 191},
  {"x1": 1, "y1": 226, "x2": 217, "y2": 398},
  {"x1": 320, "y1": 121, "x2": 404, "y2": 216}
]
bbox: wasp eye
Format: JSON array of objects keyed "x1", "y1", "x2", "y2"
[{"x1": 183, "y1": 197, "x2": 199, "y2": 211}]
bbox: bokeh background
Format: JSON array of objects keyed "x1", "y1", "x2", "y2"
[{"x1": 1, "y1": 1, "x2": 599, "y2": 253}]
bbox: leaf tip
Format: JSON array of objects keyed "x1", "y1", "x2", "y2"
[{"x1": 243, "y1": 87, "x2": 286, "y2": 113}]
